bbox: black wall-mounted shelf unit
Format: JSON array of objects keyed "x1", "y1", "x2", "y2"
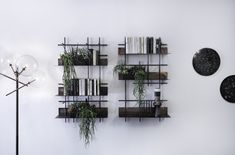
[
  {"x1": 56, "y1": 37, "x2": 108, "y2": 121},
  {"x1": 117, "y1": 37, "x2": 170, "y2": 121}
]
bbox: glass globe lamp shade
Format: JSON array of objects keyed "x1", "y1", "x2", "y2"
[{"x1": 15, "y1": 55, "x2": 38, "y2": 77}]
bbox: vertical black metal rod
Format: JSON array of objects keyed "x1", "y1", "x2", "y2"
[
  {"x1": 98, "y1": 37, "x2": 102, "y2": 122},
  {"x1": 138, "y1": 61, "x2": 141, "y2": 122},
  {"x1": 147, "y1": 44, "x2": 150, "y2": 86},
  {"x1": 16, "y1": 71, "x2": 19, "y2": 155},
  {"x1": 87, "y1": 37, "x2": 90, "y2": 104},
  {"x1": 63, "y1": 37, "x2": 67, "y2": 122},
  {"x1": 124, "y1": 37, "x2": 127, "y2": 122},
  {"x1": 158, "y1": 38, "x2": 161, "y2": 90},
  {"x1": 63, "y1": 37, "x2": 66, "y2": 52}
]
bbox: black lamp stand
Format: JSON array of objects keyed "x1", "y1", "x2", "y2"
[{"x1": 0, "y1": 64, "x2": 35, "y2": 155}]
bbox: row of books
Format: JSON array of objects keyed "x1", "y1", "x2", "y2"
[
  {"x1": 125, "y1": 37, "x2": 163, "y2": 54},
  {"x1": 64, "y1": 78, "x2": 101, "y2": 96}
]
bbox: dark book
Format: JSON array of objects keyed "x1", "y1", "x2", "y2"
[
  {"x1": 92, "y1": 79, "x2": 94, "y2": 96},
  {"x1": 76, "y1": 79, "x2": 79, "y2": 96},
  {"x1": 85, "y1": 79, "x2": 88, "y2": 96},
  {"x1": 146, "y1": 37, "x2": 149, "y2": 54},
  {"x1": 150, "y1": 37, "x2": 154, "y2": 54}
]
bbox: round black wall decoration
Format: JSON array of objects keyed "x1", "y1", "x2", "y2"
[
  {"x1": 192, "y1": 48, "x2": 220, "y2": 76},
  {"x1": 220, "y1": 75, "x2": 235, "y2": 103}
]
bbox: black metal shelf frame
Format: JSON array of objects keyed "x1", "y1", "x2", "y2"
[
  {"x1": 118, "y1": 37, "x2": 169, "y2": 122},
  {"x1": 58, "y1": 37, "x2": 108, "y2": 122}
]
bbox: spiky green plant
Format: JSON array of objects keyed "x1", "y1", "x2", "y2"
[
  {"x1": 113, "y1": 64, "x2": 129, "y2": 75},
  {"x1": 133, "y1": 67, "x2": 146, "y2": 105},
  {"x1": 61, "y1": 52, "x2": 77, "y2": 95},
  {"x1": 114, "y1": 64, "x2": 146, "y2": 105},
  {"x1": 67, "y1": 102, "x2": 97, "y2": 146},
  {"x1": 78, "y1": 102, "x2": 96, "y2": 146}
]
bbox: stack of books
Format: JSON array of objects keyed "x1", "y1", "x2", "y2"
[
  {"x1": 70, "y1": 78, "x2": 100, "y2": 96},
  {"x1": 125, "y1": 37, "x2": 165, "y2": 54}
]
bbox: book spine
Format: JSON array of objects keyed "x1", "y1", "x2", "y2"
[
  {"x1": 131, "y1": 37, "x2": 134, "y2": 54},
  {"x1": 153, "y1": 37, "x2": 156, "y2": 54},
  {"x1": 96, "y1": 50, "x2": 100, "y2": 65},
  {"x1": 125, "y1": 37, "x2": 128, "y2": 54},
  {"x1": 146, "y1": 37, "x2": 149, "y2": 54},
  {"x1": 85, "y1": 79, "x2": 88, "y2": 96},
  {"x1": 97, "y1": 80, "x2": 100, "y2": 96},
  {"x1": 92, "y1": 79, "x2": 94, "y2": 96},
  {"x1": 94, "y1": 79, "x2": 96, "y2": 96},
  {"x1": 139, "y1": 37, "x2": 142, "y2": 54},
  {"x1": 77, "y1": 79, "x2": 80, "y2": 96},
  {"x1": 150, "y1": 37, "x2": 153, "y2": 54},
  {"x1": 90, "y1": 79, "x2": 92, "y2": 96},
  {"x1": 81, "y1": 79, "x2": 84, "y2": 96}
]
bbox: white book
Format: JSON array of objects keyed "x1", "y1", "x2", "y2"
[
  {"x1": 139, "y1": 37, "x2": 142, "y2": 54},
  {"x1": 81, "y1": 79, "x2": 84, "y2": 95},
  {"x1": 133, "y1": 37, "x2": 137, "y2": 53},
  {"x1": 141, "y1": 37, "x2": 144, "y2": 53},
  {"x1": 97, "y1": 79, "x2": 100, "y2": 96},
  {"x1": 143, "y1": 37, "x2": 146, "y2": 54},
  {"x1": 125, "y1": 37, "x2": 128, "y2": 54},
  {"x1": 134, "y1": 37, "x2": 137, "y2": 54},
  {"x1": 83, "y1": 79, "x2": 86, "y2": 96},
  {"x1": 78, "y1": 79, "x2": 81, "y2": 96},
  {"x1": 89, "y1": 79, "x2": 92, "y2": 96},
  {"x1": 128, "y1": 37, "x2": 131, "y2": 54},
  {"x1": 87, "y1": 79, "x2": 90, "y2": 96},
  {"x1": 137, "y1": 37, "x2": 140, "y2": 54},
  {"x1": 127, "y1": 37, "x2": 131, "y2": 54},
  {"x1": 153, "y1": 37, "x2": 156, "y2": 54},
  {"x1": 136, "y1": 37, "x2": 139, "y2": 53},
  {"x1": 94, "y1": 79, "x2": 96, "y2": 96}
]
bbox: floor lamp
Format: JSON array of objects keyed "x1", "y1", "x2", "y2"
[{"x1": 0, "y1": 55, "x2": 37, "y2": 155}]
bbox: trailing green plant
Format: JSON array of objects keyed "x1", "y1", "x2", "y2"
[
  {"x1": 61, "y1": 52, "x2": 77, "y2": 95},
  {"x1": 133, "y1": 67, "x2": 146, "y2": 105},
  {"x1": 68, "y1": 102, "x2": 97, "y2": 146},
  {"x1": 114, "y1": 64, "x2": 146, "y2": 105},
  {"x1": 75, "y1": 47, "x2": 91, "y2": 60},
  {"x1": 61, "y1": 47, "x2": 91, "y2": 95},
  {"x1": 113, "y1": 64, "x2": 129, "y2": 75},
  {"x1": 78, "y1": 102, "x2": 96, "y2": 146}
]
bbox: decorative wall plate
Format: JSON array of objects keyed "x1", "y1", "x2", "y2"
[
  {"x1": 193, "y1": 48, "x2": 220, "y2": 76},
  {"x1": 220, "y1": 75, "x2": 235, "y2": 103}
]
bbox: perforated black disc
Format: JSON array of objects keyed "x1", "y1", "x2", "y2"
[
  {"x1": 193, "y1": 48, "x2": 220, "y2": 76},
  {"x1": 220, "y1": 75, "x2": 235, "y2": 103}
]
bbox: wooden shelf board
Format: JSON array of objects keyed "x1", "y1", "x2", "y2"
[
  {"x1": 118, "y1": 72, "x2": 168, "y2": 80},
  {"x1": 119, "y1": 107, "x2": 170, "y2": 118},
  {"x1": 56, "y1": 107, "x2": 108, "y2": 118}
]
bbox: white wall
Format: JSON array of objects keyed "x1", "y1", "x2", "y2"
[{"x1": 0, "y1": 0, "x2": 235, "y2": 155}]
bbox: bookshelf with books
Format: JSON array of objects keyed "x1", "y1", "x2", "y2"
[
  {"x1": 117, "y1": 37, "x2": 170, "y2": 121},
  {"x1": 56, "y1": 37, "x2": 108, "y2": 121}
]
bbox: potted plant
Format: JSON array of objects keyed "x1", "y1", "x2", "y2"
[
  {"x1": 114, "y1": 64, "x2": 146, "y2": 105},
  {"x1": 60, "y1": 47, "x2": 92, "y2": 95},
  {"x1": 60, "y1": 52, "x2": 77, "y2": 95},
  {"x1": 113, "y1": 64, "x2": 129, "y2": 75},
  {"x1": 132, "y1": 67, "x2": 146, "y2": 105},
  {"x1": 68, "y1": 102, "x2": 97, "y2": 146}
]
